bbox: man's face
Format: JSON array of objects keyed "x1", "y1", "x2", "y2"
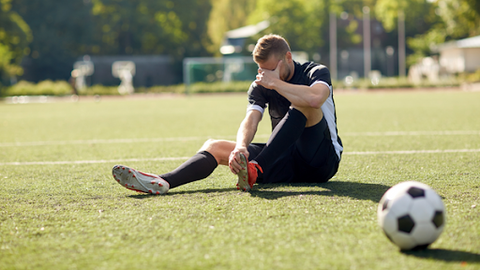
[{"x1": 257, "y1": 54, "x2": 292, "y2": 81}]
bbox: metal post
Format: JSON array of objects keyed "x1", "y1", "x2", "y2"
[
  {"x1": 183, "y1": 58, "x2": 191, "y2": 95},
  {"x1": 398, "y1": 10, "x2": 406, "y2": 77},
  {"x1": 363, "y1": 6, "x2": 371, "y2": 79},
  {"x1": 329, "y1": 12, "x2": 337, "y2": 81}
]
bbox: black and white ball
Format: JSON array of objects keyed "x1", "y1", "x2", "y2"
[{"x1": 377, "y1": 181, "x2": 446, "y2": 250}]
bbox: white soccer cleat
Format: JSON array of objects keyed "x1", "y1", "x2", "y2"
[{"x1": 112, "y1": 165, "x2": 169, "y2": 195}]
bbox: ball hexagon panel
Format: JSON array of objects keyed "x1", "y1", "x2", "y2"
[
  {"x1": 388, "y1": 194, "x2": 413, "y2": 217},
  {"x1": 409, "y1": 198, "x2": 435, "y2": 223},
  {"x1": 387, "y1": 230, "x2": 417, "y2": 250},
  {"x1": 381, "y1": 210, "x2": 400, "y2": 236},
  {"x1": 410, "y1": 222, "x2": 438, "y2": 246},
  {"x1": 425, "y1": 188, "x2": 445, "y2": 211}
]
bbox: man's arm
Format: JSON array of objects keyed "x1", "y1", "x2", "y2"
[
  {"x1": 256, "y1": 60, "x2": 330, "y2": 109},
  {"x1": 228, "y1": 109, "x2": 262, "y2": 174},
  {"x1": 271, "y1": 80, "x2": 329, "y2": 109}
]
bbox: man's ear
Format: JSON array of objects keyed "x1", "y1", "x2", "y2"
[{"x1": 285, "y1": 51, "x2": 293, "y2": 63}]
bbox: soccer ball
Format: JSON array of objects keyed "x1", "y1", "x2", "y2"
[{"x1": 377, "y1": 181, "x2": 446, "y2": 250}]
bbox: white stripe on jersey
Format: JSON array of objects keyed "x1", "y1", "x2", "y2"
[{"x1": 311, "y1": 81, "x2": 343, "y2": 160}]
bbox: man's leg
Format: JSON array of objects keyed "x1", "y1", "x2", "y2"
[
  {"x1": 293, "y1": 116, "x2": 340, "y2": 182},
  {"x1": 159, "y1": 151, "x2": 218, "y2": 189},
  {"x1": 235, "y1": 108, "x2": 307, "y2": 190},
  {"x1": 160, "y1": 139, "x2": 235, "y2": 188},
  {"x1": 112, "y1": 139, "x2": 236, "y2": 194},
  {"x1": 238, "y1": 106, "x2": 325, "y2": 187},
  {"x1": 252, "y1": 108, "x2": 307, "y2": 168}
]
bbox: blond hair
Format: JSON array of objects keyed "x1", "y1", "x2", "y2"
[{"x1": 252, "y1": 34, "x2": 291, "y2": 63}]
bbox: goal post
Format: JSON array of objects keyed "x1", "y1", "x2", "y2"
[{"x1": 183, "y1": 57, "x2": 257, "y2": 94}]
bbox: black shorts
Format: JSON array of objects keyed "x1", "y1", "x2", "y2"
[{"x1": 247, "y1": 117, "x2": 340, "y2": 184}]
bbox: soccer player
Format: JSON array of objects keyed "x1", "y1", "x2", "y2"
[{"x1": 112, "y1": 34, "x2": 343, "y2": 195}]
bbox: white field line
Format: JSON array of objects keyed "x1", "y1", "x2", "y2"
[
  {"x1": 342, "y1": 130, "x2": 480, "y2": 136},
  {"x1": 0, "y1": 157, "x2": 190, "y2": 166},
  {"x1": 0, "y1": 137, "x2": 216, "y2": 147},
  {"x1": 1, "y1": 130, "x2": 479, "y2": 147},
  {"x1": 1, "y1": 149, "x2": 480, "y2": 166},
  {"x1": 343, "y1": 148, "x2": 480, "y2": 155}
]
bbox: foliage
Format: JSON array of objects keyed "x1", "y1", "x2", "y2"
[
  {"x1": 434, "y1": 0, "x2": 480, "y2": 38},
  {"x1": 246, "y1": 0, "x2": 326, "y2": 54},
  {"x1": 376, "y1": 0, "x2": 480, "y2": 66},
  {"x1": 462, "y1": 69, "x2": 480, "y2": 83},
  {"x1": 10, "y1": 0, "x2": 95, "y2": 82},
  {"x1": 78, "y1": 84, "x2": 120, "y2": 96},
  {"x1": 188, "y1": 81, "x2": 252, "y2": 94},
  {"x1": 1, "y1": 81, "x2": 253, "y2": 97},
  {"x1": 334, "y1": 76, "x2": 460, "y2": 90},
  {"x1": 11, "y1": 0, "x2": 212, "y2": 82},
  {"x1": 206, "y1": 0, "x2": 257, "y2": 55},
  {"x1": 2, "y1": 80, "x2": 72, "y2": 96},
  {"x1": 90, "y1": 0, "x2": 211, "y2": 58},
  {"x1": 375, "y1": 0, "x2": 432, "y2": 33},
  {"x1": 406, "y1": 29, "x2": 446, "y2": 67},
  {"x1": 5, "y1": 0, "x2": 480, "y2": 84},
  {"x1": 0, "y1": 0, "x2": 32, "y2": 85}
]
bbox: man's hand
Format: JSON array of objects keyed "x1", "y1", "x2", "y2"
[
  {"x1": 255, "y1": 60, "x2": 283, "y2": 89},
  {"x1": 228, "y1": 148, "x2": 249, "y2": 174}
]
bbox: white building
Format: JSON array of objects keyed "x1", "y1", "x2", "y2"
[{"x1": 436, "y1": 35, "x2": 480, "y2": 74}]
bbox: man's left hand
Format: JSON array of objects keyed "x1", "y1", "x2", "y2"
[{"x1": 255, "y1": 60, "x2": 283, "y2": 89}]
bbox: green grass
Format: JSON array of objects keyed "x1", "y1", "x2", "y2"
[{"x1": 0, "y1": 91, "x2": 479, "y2": 269}]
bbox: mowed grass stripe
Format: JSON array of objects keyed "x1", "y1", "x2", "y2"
[
  {"x1": 2, "y1": 148, "x2": 480, "y2": 166},
  {"x1": 0, "y1": 130, "x2": 479, "y2": 147}
]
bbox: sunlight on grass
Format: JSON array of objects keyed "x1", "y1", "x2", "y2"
[{"x1": 1, "y1": 91, "x2": 479, "y2": 269}]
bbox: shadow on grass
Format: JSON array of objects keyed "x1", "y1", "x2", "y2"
[
  {"x1": 250, "y1": 181, "x2": 391, "y2": 202},
  {"x1": 128, "y1": 188, "x2": 236, "y2": 199},
  {"x1": 402, "y1": 248, "x2": 480, "y2": 263},
  {"x1": 128, "y1": 180, "x2": 391, "y2": 203}
]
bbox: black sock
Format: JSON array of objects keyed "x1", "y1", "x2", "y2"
[
  {"x1": 253, "y1": 108, "x2": 306, "y2": 168},
  {"x1": 160, "y1": 151, "x2": 218, "y2": 189}
]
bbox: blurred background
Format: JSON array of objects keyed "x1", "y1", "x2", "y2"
[{"x1": 1, "y1": 0, "x2": 479, "y2": 96}]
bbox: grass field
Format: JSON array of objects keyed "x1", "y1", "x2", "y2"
[{"x1": 0, "y1": 90, "x2": 479, "y2": 270}]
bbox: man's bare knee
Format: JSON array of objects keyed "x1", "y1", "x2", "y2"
[
  {"x1": 199, "y1": 139, "x2": 218, "y2": 152},
  {"x1": 199, "y1": 139, "x2": 235, "y2": 165},
  {"x1": 291, "y1": 106, "x2": 323, "y2": 127}
]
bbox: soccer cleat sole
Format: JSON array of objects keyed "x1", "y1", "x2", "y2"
[
  {"x1": 112, "y1": 165, "x2": 169, "y2": 195},
  {"x1": 236, "y1": 153, "x2": 250, "y2": 192}
]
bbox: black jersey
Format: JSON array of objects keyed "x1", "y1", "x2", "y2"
[
  {"x1": 247, "y1": 61, "x2": 343, "y2": 160},
  {"x1": 248, "y1": 61, "x2": 331, "y2": 129}
]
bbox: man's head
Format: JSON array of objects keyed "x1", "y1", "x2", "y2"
[
  {"x1": 252, "y1": 34, "x2": 291, "y2": 64},
  {"x1": 253, "y1": 34, "x2": 294, "y2": 81}
]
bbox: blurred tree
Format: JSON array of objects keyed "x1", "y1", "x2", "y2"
[
  {"x1": 246, "y1": 0, "x2": 327, "y2": 54},
  {"x1": 0, "y1": 0, "x2": 32, "y2": 86},
  {"x1": 434, "y1": 0, "x2": 480, "y2": 38},
  {"x1": 376, "y1": 0, "x2": 480, "y2": 66},
  {"x1": 11, "y1": 0, "x2": 94, "y2": 82},
  {"x1": 206, "y1": 0, "x2": 256, "y2": 55},
  {"x1": 90, "y1": 0, "x2": 211, "y2": 58},
  {"x1": 11, "y1": 0, "x2": 212, "y2": 82}
]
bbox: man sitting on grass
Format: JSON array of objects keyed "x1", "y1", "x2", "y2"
[{"x1": 112, "y1": 34, "x2": 343, "y2": 194}]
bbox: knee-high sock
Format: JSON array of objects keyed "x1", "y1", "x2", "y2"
[
  {"x1": 253, "y1": 108, "x2": 306, "y2": 168},
  {"x1": 160, "y1": 151, "x2": 218, "y2": 189}
]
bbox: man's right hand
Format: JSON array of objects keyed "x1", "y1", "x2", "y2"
[{"x1": 228, "y1": 148, "x2": 249, "y2": 174}]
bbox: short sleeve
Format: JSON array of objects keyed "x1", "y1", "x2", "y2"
[
  {"x1": 307, "y1": 65, "x2": 332, "y2": 87},
  {"x1": 247, "y1": 82, "x2": 267, "y2": 114}
]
